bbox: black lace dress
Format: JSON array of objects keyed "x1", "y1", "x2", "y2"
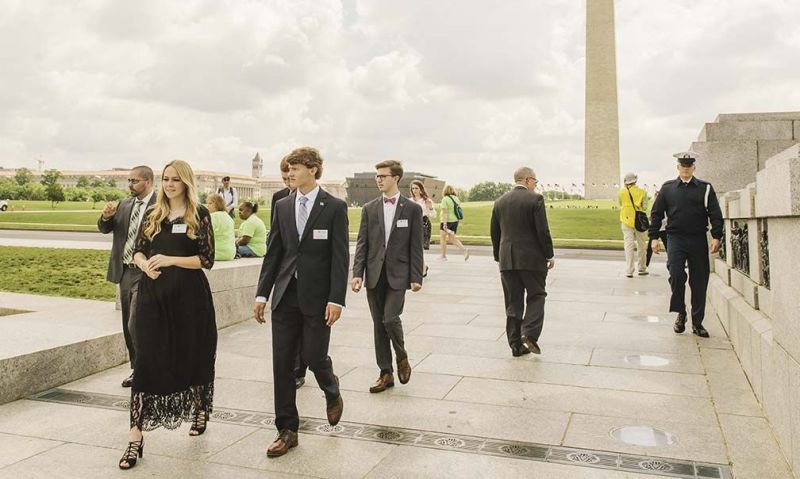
[{"x1": 130, "y1": 205, "x2": 217, "y2": 431}]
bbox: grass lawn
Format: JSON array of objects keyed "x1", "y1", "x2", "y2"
[
  {"x1": 0, "y1": 246, "x2": 116, "y2": 301},
  {"x1": 0, "y1": 199, "x2": 627, "y2": 249}
]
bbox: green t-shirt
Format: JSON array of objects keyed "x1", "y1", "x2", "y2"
[
  {"x1": 210, "y1": 211, "x2": 236, "y2": 261},
  {"x1": 239, "y1": 214, "x2": 267, "y2": 257},
  {"x1": 441, "y1": 195, "x2": 461, "y2": 223}
]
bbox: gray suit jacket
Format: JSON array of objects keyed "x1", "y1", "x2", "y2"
[
  {"x1": 353, "y1": 195, "x2": 424, "y2": 290},
  {"x1": 97, "y1": 194, "x2": 157, "y2": 283},
  {"x1": 490, "y1": 187, "x2": 554, "y2": 272}
]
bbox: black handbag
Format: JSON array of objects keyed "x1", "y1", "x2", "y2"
[{"x1": 627, "y1": 187, "x2": 650, "y2": 232}]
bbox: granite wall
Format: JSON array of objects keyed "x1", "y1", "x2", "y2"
[
  {"x1": 690, "y1": 112, "x2": 800, "y2": 194},
  {"x1": 708, "y1": 143, "x2": 800, "y2": 473}
]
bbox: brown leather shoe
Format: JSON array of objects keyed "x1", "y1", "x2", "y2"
[
  {"x1": 267, "y1": 429, "x2": 298, "y2": 457},
  {"x1": 369, "y1": 373, "x2": 395, "y2": 393},
  {"x1": 326, "y1": 395, "x2": 343, "y2": 426},
  {"x1": 397, "y1": 358, "x2": 411, "y2": 384}
]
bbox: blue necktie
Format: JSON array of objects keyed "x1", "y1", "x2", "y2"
[{"x1": 297, "y1": 196, "x2": 308, "y2": 239}]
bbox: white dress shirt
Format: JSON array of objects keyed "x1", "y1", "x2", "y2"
[{"x1": 382, "y1": 192, "x2": 400, "y2": 246}]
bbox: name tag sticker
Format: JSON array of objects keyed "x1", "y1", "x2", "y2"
[
  {"x1": 313, "y1": 229, "x2": 328, "y2": 240},
  {"x1": 397, "y1": 219, "x2": 409, "y2": 228},
  {"x1": 172, "y1": 224, "x2": 187, "y2": 234}
]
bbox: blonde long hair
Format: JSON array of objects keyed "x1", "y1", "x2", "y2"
[{"x1": 143, "y1": 160, "x2": 201, "y2": 240}]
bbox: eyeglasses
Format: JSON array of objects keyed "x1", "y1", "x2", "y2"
[
  {"x1": 127, "y1": 178, "x2": 144, "y2": 184},
  {"x1": 526, "y1": 177, "x2": 539, "y2": 183},
  {"x1": 375, "y1": 174, "x2": 394, "y2": 180}
]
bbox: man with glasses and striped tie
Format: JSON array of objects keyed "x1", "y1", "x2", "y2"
[
  {"x1": 97, "y1": 166, "x2": 156, "y2": 388},
  {"x1": 254, "y1": 147, "x2": 349, "y2": 458}
]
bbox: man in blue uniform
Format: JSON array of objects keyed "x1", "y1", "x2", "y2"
[{"x1": 649, "y1": 152, "x2": 724, "y2": 338}]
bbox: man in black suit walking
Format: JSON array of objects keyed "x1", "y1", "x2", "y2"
[
  {"x1": 351, "y1": 160, "x2": 424, "y2": 393},
  {"x1": 270, "y1": 155, "x2": 307, "y2": 389},
  {"x1": 97, "y1": 166, "x2": 156, "y2": 387},
  {"x1": 490, "y1": 167, "x2": 555, "y2": 357},
  {"x1": 254, "y1": 147, "x2": 348, "y2": 458}
]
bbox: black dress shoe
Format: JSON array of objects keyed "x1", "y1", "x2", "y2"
[
  {"x1": 673, "y1": 313, "x2": 687, "y2": 334},
  {"x1": 121, "y1": 373, "x2": 134, "y2": 388},
  {"x1": 295, "y1": 377, "x2": 305, "y2": 389},
  {"x1": 521, "y1": 337, "x2": 541, "y2": 355},
  {"x1": 512, "y1": 347, "x2": 531, "y2": 357},
  {"x1": 693, "y1": 326, "x2": 710, "y2": 338}
]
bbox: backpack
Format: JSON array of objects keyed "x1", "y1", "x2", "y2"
[{"x1": 447, "y1": 195, "x2": 464, "y2": 221}]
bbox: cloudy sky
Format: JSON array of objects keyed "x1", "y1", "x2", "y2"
[{"x1": 1, "y1": 0, "x2": 799, "y2": 189}]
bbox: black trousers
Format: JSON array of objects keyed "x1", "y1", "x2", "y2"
[
  {"x1": 500, "y1": 269, "x2": 547, "y2": 348},
  {"x1": 119, "y1": 266, "x2": 142, "y2": 368},
  {"x1": 271, "y1": 279, "x2": 339, "y2": 432},
  {"x1": 422, "y1": 216, "x2": 432, "y2": 250},
  {"x1": 366, "y1": 267, "x2": 408, "y2": 374},
  {"x1": 666, "y1": 234, "x2": 709, "y2": 326},
  {"x1": 646, "y1": 231, "x2": 669, "y2": 267}
]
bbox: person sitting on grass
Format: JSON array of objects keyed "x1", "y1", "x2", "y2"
[
  {"x1": 206, "y1": 193, "x2": 236, "y2": 261},
  {"x1": 236, "y1": 201, "x2": 267, "y2": 258}
]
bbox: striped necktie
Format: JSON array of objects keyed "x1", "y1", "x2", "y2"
[
  {"x1": 297, "y1": 196, "x2": 309, "y2": 240},
  {"x1": 122, "y1": 200, "x2": 144, "y2": 264}
]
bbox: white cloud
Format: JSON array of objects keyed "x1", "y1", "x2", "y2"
[{"x1": 0, "y1": 0, "x2": 797, "y2": 191}]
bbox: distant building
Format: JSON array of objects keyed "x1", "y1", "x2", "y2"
[
  {"x1": 0, "y1": 153, "x2": 348, "y2": 203},
  {"x1": 345, "y1": 171, "x2": 445, "y2": 206}
]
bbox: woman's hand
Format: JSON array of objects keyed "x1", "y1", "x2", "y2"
[
  {"x1": 137, "y1": 258, "x2": 161, "y2": 280},
  {"x1": 147, "y1": 254, "x2": 173, "y2": 270}
]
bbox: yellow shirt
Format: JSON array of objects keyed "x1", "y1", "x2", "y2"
[{"x1": 618, "y1": 185, "x2": 648, "y2": 228}]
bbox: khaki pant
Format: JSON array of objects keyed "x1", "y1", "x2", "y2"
[{"x1": 621, "y1": 223, "x2": 647, "y2": 275}]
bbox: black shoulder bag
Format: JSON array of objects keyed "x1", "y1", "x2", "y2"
[{"x1": 627, "y1": 187, "x2": 649, "y2": 232}]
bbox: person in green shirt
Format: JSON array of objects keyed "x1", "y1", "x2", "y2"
[
  {"x1": 206, "y1": 193, "x2": 236, "y2": 261},
  {"x1": 438, "y1": 185, "x2": 469, "y2": 261},
  {"x1": 237, "y1": 201, "x2": 267, "y2": 257}
]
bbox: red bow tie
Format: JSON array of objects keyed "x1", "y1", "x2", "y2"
[{"x1": 383, "y1": 197, "x2": 396, "y2": 205}]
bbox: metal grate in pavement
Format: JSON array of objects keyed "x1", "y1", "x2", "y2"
[{"x1": 30, "y1": 388, "x2": 733, "y2": 479}]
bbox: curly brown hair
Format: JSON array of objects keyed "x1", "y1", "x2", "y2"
[{"x1": 285, "y1": 147, "x2": 323, "y2": 179}]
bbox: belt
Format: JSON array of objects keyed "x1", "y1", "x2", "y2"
[{"x1": 124, "y1": 263, "x2": 138, "y2": 269}]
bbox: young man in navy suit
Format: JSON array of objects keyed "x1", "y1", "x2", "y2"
[{"x1": 254, "y1": 147, "x2": 349, "y2": 457}]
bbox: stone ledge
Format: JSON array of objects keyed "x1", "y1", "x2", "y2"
[
  {"x1": 730, "y1": 269, "x2": 759, "y2": 310},
  {"x1": 701, "y1": 120, "x2": 794, "y2": 142},
  {"x1": 715, "y1": 112, "x2": 800, "y2": 122},
  {"x1": 755, "y1": 144, "x2": 800, "y2": 217},
  {"x1": 0, "y1": 258, "x2": 265, "y2": 405}
]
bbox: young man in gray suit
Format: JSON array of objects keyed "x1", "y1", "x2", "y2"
[
  {"x1": 97, "y1": 166, "x2": 155, "y2": 387},
  {"x1": 351, "y1": 160, "x2": 424, "y2": 393},
  {"x1": 490, "y1": 167, "x2": 555, "y2": 357}
]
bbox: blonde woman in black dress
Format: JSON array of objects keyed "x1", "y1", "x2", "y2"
[{"x1": 119, "y1": 159, "x2": 217, "y2": 470}]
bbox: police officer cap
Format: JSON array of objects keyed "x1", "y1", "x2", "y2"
[{"x1": 673, "y1": 151, "x2": 697, "y2": 166}]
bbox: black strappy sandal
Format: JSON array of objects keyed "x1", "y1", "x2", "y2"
[
  {"x1": 189, "y1": 410, "x2": 209, "y2": 436},
  {"x1": 118, "y1": 438, "x2": 144, "y2": 470}
]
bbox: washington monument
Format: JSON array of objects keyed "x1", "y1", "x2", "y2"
[{"x1": 584, "y1": 0, "x2": 621, "y2": 200}]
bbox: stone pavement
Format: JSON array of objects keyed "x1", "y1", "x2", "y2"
[{"x1": 0, "y1": 252, "x2": 792, "y2": 478}]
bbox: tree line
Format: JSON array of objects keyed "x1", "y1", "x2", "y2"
[{"x1": 0, "y1": 168, "x2": 126, "y2": 208}]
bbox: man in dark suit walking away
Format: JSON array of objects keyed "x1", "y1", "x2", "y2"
[
  {"x1": 270, "y1": 155, "x2": 307, "y2": 389},
  {"x1": 97, "y1": 166, "x2": 156, "y2": 387},
  {"x1": 254, "y1": 147, "x2": 348, "y2": 458},
  {"x1": 351, "y1": 160, "x2": 424, "y2": 393},
  {"x1": 490, "y1": 167, "x2": 555, "y2": 357}
]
